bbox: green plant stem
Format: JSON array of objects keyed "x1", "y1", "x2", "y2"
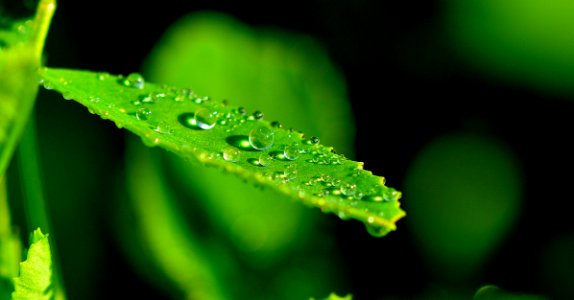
[
  {"x1": 32, "y1": 0, "x2": 57, "y2": 59},
  {"x1": 17, "y1": 115, "x2": 66, "y2": 300}
]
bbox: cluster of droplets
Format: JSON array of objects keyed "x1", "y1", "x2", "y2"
[
  {"x1": 114, "y1": 73, "x2": 401, "y2": 236},
  {"x1": 307, "y1": 146, "x2": 343, "y2": 165}
]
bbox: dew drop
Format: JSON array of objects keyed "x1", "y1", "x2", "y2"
[
  {"x1": 42, "y1": 81, "x2": 53, "y2": 90},
  {"x1": 222, "y1": 147, "x2": 241, "y2": 162},
  {"x1": 284, "y1": 143, "x2": 301, "y2": 160},
  {"x1": 136, "y1": 107, "x2": 152, "y2": 121},
  {"x1": 257, "y1": 153, "x2": 273, "y2": 166},
  {"x1": 97, "y1": 72, "x2": 109, "y2": 80},
  {"x1": 271, "y1": 121, "x2": 282, "y2": 128},
  {"x1": 122, "y1": 73, "x2": 145, "y2": 89},
  {"x1": 382, "y1": 188, "x2": 401, "y2": 202},
  {"x1": 194, "y1": 107, "x2": 218, "y2": 130},
  {"x1": 153, "y1": 121, "x2": 173, "y2": 134},
  {"x1": 341, "y1": 183, "x2": 357, "y2": 197},
  {"x1": 249, "y1": 125, "x2": 274, "y2": 150},
  {"x1": 365, "y1": 224, "x2": 390, "y2": 238},
  {"x1": 253, "y1": 110, "x2": 264, "y2": 120},
  {"x1": 237, "y1": 107, "x2": 247, "y2": 115},
  {"x1": 309, "y1": 136, "x2": 320, "y2": 145},
  {"x1": 62, "y1": 92, "x2": 72, "y2": 100},
  {"x1": 338, "y1": 210, "x2": 350, "y2": 220}
]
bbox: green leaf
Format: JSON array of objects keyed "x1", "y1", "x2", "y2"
[
  {"x1": 0, "y1": 0, "x2": 55, "y2": 176},
  {"x1": 39, "y1": 68, "x2": 405, "y2": 236},
  {"x1": 143, "y1": 11, "x2": 353, "y2": 263},
  {"x1": 12, "y1": 228, "x2": 54, "y2": 300}
]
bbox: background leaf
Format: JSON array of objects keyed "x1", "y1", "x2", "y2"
[{"x1": 12, "y1": 228, "x2": 53, "y2": 300}]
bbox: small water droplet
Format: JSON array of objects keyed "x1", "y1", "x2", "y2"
[
  {"x1": 237, "y1": 107, "x2": 247, "y2": 115},
  {"x1": 252, "y1": 110, "x2": 264, "y2": 120},
  {"x1": 153, "y1": 121, "x2": 173, "y2": 134},
  {"x1": 42, "y1": 81, "x2": 53, "y2": 90},
  {"x1": 283, "y1": 143, "x2": 301, "y2": 160},
  {"x1": 257, "y1": 153, "x2": 272, "y2": 166},
  {"x1": 249, "y1": 125, "x2": 274, "y2": 150},
  {"x1": 97, "y1": 72, "x2": 109, "y2": 80},
  {"x1": 365, "y1": 224, "x2": 390, "y2": 238},
  {"x1": 338, "y1": 210, "x2": 350, "y2": 220},
  {"x1": 122, "y1": 73, "x2": 145, "y2": 89},
  {"x1": 270, "y1": 121, "x2": 282, "y2": 128},
  {"x1": 136, "y1": 107, "x2": 152, "y2": 120},
  {"x1": 309, "y1": 136, "x2": 320, "y2": 145},
  {"x1": 62, "y1": 92, "x2": 72, "y2": 100},
  {"x1": 382, "y1": 188, "x2": 401, "y2": 202},
  {"x1": 194, "y1": 107, "x2": 217, "y2": 130},
  {"x1": 222, "y1": 147, "x2": 241, "y2": 162},
  {"x1": 341, "y1": 183, "x2": 357, "y2": 197}
]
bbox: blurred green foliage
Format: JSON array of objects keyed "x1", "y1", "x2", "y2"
[
  {"x1": 404, "y1": 132, "x2": 522, "y2": 283},
  {"x1": 115, "y1": 10, "x2": 355, "y2": 300},
  {"x1": 446, "y1": 0, "x2": 574, "y2": 95}
]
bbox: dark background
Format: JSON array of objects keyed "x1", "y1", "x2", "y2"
[{"x1": 5, "y1": 0, "x2": 574, "y2": 299}]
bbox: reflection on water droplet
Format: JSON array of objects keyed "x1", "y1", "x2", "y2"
[
  {"x1": 136, "y1": 108, "x2": 151, "y2": 120},
  {"x1": 122, "y1": 73, "x2": 145, "y2": 89},
  {"x1": 309, "y1": 136, "x2": 320, "y2": 145},
  {"x1": 249, "y1": 125, "x2": 274, "y2": 150},
  {"x1": 194, "y1": 107, "x2": 217, "y2": 130},
  {"x1": 284, "y1": 143, "x2": 301, "y2": 160},
  {"x1": 271, "y1": 121, "x2": 282, "y2": 128},
  {"x1": 222, "y1": 147, "x2": 241, "y2": 162}
]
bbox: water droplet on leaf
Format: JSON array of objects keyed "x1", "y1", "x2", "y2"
[
  {"x1": 222, "y1": 147, "x2": 241, "y2": 162},
  {"x1": 257, "y1": 153, "x2": 272, "y2": 166},
  {"x1": 122, "y1": 73, "x2": 145, "y2": 89},
  {"x1": 194, "y1": 107, "x2": 217, "y2": 130},
  {"x1": 136, "y1": 107, "x2": 151, "y2": 120},
  {"x1": 249, "y1": 125, "x2": 274, "y2": 150},
  {"x1": 284, "y1": 143, "x2": 301, "y2": 160}
]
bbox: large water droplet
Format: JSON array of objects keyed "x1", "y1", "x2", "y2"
[
  {"x1": 122, "y1": 73, "x2": 145, "y2": 89},
  {"x1": 194, "y1": 107, "x2": 217, "y2": 130},
  {"x1": 222, "y1": 147, "x2": 241, "y2": 162},
  {"x1": 249, "y1": 125, "x2": 274, "y2": 150}
]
